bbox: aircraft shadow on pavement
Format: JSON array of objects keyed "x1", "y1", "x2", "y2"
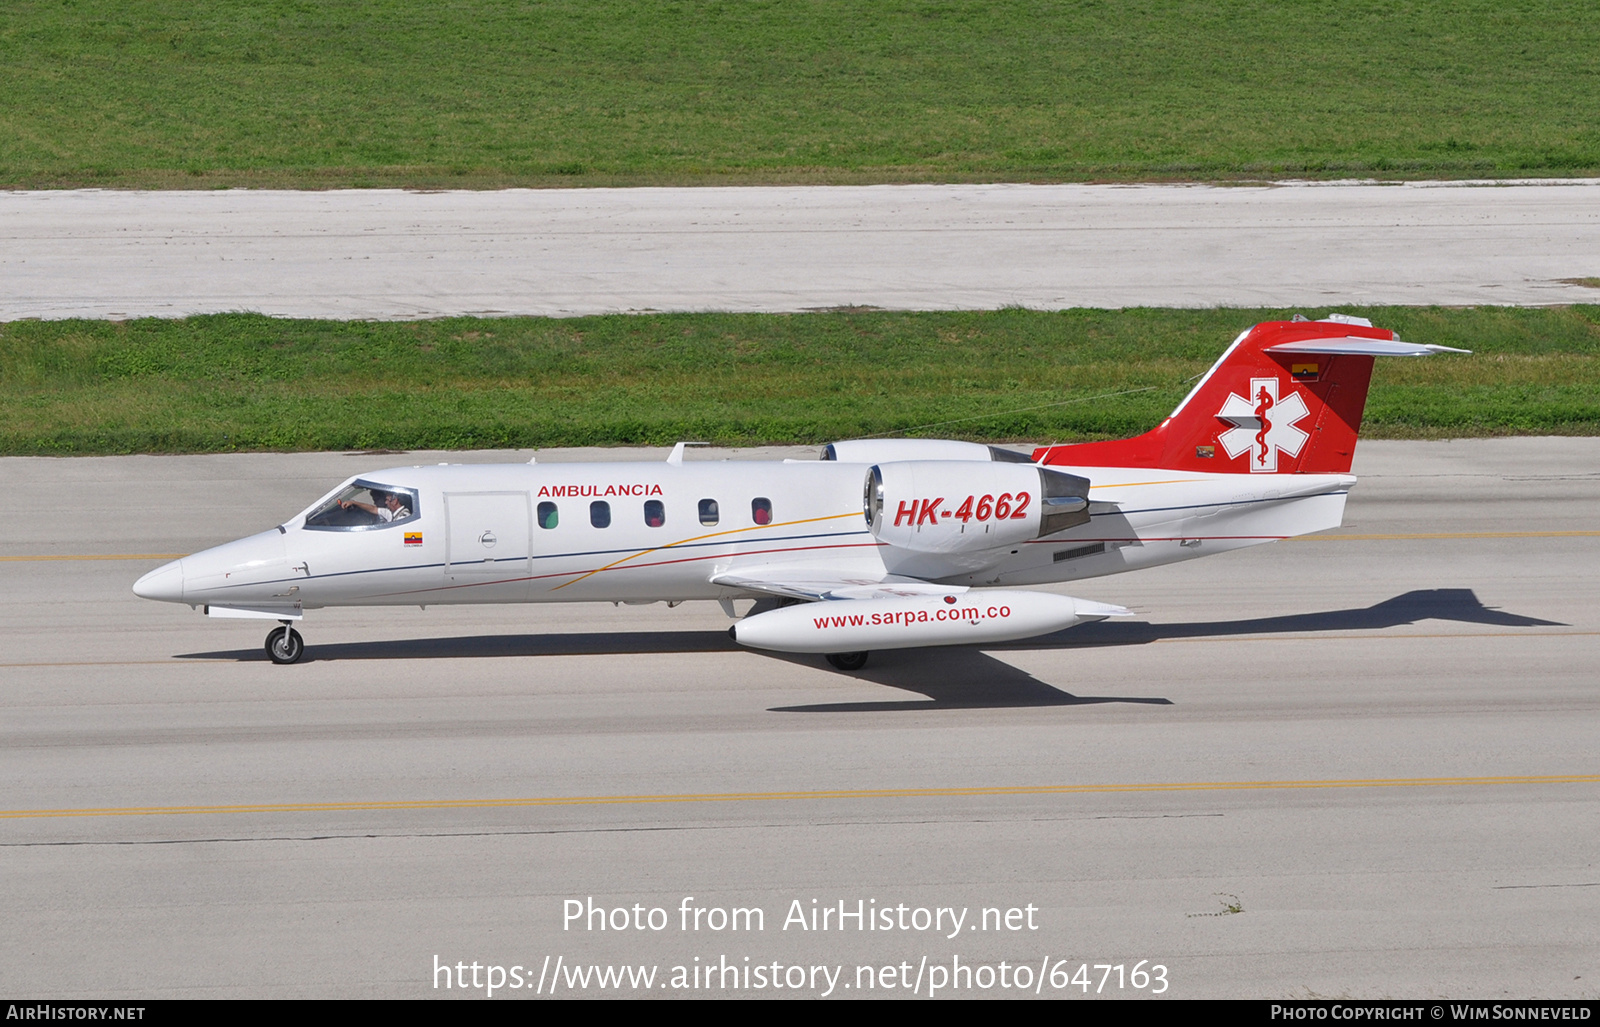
[
  {"x1": 765, "y1": 647, "x2": 1174, "y2": 713},
  {"x1": 176, "y1": 629, "x2": 741, "y2": 663},
  {"x1": 766, "y1": 587, "x2": 1561, "y2": 713},
  {"x1": 176, "y1": 630, "x2": 1168, "y2": 711},
  {"x1": 176, "y1": 589, "x2": 1558, "y2": 712},
  {"x1": 1017, "y1": 587, "x2": 1565, "y2": 652}
]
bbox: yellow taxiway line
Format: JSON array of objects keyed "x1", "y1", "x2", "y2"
[{"x1": 6, "y1": 774, "x2": 1596, "y2": 820}]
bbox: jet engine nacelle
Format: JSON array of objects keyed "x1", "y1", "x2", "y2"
[{"x1": 864, "y1": 461, "x2": 1092, "y2": 554}]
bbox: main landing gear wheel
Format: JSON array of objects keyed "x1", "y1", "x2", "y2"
[
  {"x1": 825, "y1": 651, "x2": 869, "y2": 671},
  {"x1": 265, "y1": 625, "x2": 304, "y2": 665}
]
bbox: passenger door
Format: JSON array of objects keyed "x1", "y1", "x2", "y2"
[{"x1": 444, "y1": 492, "x2": 532, "y2": 598}]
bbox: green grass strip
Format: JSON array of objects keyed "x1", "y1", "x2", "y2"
[
  {"x1": 3, "y1": 1, "x2": 1598, "y2": 188},
  {"x1": 3, "y1": 307, "x2": 1597, "y2": 455}
]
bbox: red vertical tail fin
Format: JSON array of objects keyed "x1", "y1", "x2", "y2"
[{"x1": 1033, "y1": 317, "x2": 1465, "y2": 474}]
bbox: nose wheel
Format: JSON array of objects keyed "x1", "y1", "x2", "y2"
[
  {"x1": 265, "y1": 623, "x2": 304, "y2": 664},
  {"x1": 825, "y1": 651, "x2": 869, "y2": 671}
]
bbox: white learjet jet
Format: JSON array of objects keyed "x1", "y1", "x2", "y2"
[{"x1": 134, "y1": 315, "x2": 1465, "y2": 666}]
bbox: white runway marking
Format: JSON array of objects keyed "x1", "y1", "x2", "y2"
[{"x1": 5, "y1": 180, "x2": 1599, "y2": 319}]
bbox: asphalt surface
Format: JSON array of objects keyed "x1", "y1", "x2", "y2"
[
  {"x1": 5, "y1": 180, "x2": 1600, "y2": 319},
  {"x1": 2, "y1": 438, "x2": 1597, "y2": 998}
]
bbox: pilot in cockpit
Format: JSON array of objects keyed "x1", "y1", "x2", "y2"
[{"x1": 339, "y1": 489, "x2": 411, "y2": 523}]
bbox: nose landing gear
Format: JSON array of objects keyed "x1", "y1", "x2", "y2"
[
  {"x1": 825, "y1": 651, "x2": 869, "y2": 671},
  {"x1": 265, "y1": 622, "x2": 304, "y2": 664}
]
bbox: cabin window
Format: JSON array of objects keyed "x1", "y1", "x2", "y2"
[
  {"x1": 537, "y1": 502, "x2": 559, "y2": 529},
  {"x1": 751, "y1": 497, "x2": 773, "y2": 525},
  {"x1": 644, "y1": 500, "x2": 665, "y2": 527},
  {"x1": 303, "y1": 481, "x2": 419, "y2": 532},
  {"x1": 698, "y1": 499, "x2": 719, "y2": 526},
  {"x1": 590, "y1": 501, "x2": 611, "y2": 528}
]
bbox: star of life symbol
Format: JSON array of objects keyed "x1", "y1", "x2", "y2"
[{"x1": 1216, "y1": 377, "x2": 1310, "y2": 472}]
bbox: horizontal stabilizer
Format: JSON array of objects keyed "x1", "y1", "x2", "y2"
[{"x1": 1265, "y1": 337, "x2": 1470, "y2": 357}]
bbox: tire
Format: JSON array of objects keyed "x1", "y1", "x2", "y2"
[
  {"x1": 825, "y1": 651, "x2": 869, "y2": 671},
  {"x1": 265, "y1": 626, "x2": 305, "y2": 664}
]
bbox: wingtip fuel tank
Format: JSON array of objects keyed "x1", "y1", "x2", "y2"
[{"x1": 730, "y1": 591, "x2": 1131, "y2": 655}]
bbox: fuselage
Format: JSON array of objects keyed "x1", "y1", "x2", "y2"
[{"x1": 133, "y1": 457, "x2": 1355, "y2": 614}]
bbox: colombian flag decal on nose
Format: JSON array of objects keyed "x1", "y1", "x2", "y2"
[{"x1": 404, "y1": 532, "x2": 423, "y2": 546}]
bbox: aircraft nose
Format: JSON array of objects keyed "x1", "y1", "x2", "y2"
[{"x1": 133, "y1": 559, "x2": 185, "y2": 603}]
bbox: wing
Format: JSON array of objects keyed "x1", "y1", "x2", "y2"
[
  {"x1": 710, "y1": 569, "x2": 970, "y2": 602},
  {"x1": 711, "y1": 569, "x2": 1133, "y2": 621}
]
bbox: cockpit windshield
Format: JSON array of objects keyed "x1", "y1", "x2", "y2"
[{"x1": 303, "y1": 481, "x2": 419, "y2": 531}]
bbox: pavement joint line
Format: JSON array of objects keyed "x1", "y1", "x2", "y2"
[
  {"x1": 7, "y1": 774, "x2": 1598, "y2": 820},
  {"x1": 1147, "y1": 630, "x2": 1598, "y2": 644},
  {"x1": 0, "y1": 554, "x2": 184, "y2": 562},
  {"x1": 0, "y1": 660, "x2": 237, "y2": 668},
  {"x1": 3, "y1": 531, "x2": 1595, "y2": 562},
  {"x1": 1295, "y1": 531, "x2": 1600, "y2": 541}
]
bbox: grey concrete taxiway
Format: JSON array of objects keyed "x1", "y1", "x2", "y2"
[
  {"x1": 4, "y1": 180, "x2": 1600, "y2": 319},
  {"x1": 2, "y1": 438, "x2": 1597, "y2": 999}
]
